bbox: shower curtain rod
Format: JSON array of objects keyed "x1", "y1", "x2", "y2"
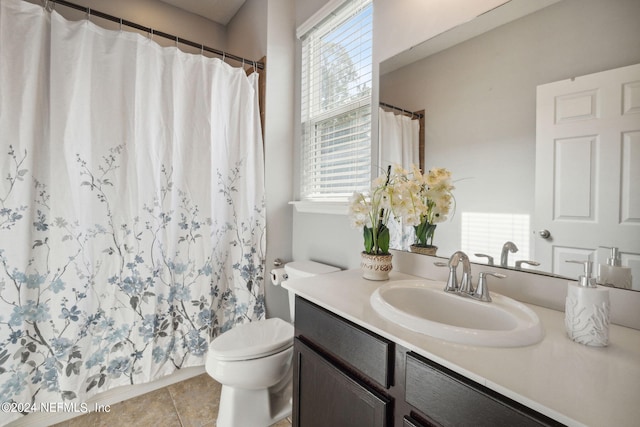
[
  {"x1": 379, "y1": 102, "x2": 423, "y2": 119},
  {"x1": 43, "y1": 0, "x2": 265, "y2": 70}
]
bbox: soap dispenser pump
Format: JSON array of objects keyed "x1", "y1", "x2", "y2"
[
  {"x1": 565, "y1": 260, "x2": 610, "y2": 347},
  {"x1": 598, "y1": 246, "x2": 632, "y2": 289}
]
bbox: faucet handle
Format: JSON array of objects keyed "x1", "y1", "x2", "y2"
[
  {"x1": 474, "y1": 253, "x2": 494, "y2": 266},
  {"x1": 472, "y1": 272, "x2": 507, "y2": 302},
  {"x1": 515, "y1": 260, "x2": 540, "y2": 269},
  {"x1": 434, "y1": 262, "x2": 458, "y2": 292}
]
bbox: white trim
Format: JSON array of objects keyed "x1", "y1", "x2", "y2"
[
  {"x1": 296, "y1": 0, "x2": 349, "y2": 38},
  {"x1": 290, "y1": 201, "x2": 349, "y2": 215},
  {"x1": 6, "y1": 366, "x2": 206, "y2": 427}
]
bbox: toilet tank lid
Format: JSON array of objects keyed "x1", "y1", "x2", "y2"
[
  {"x1": 208, "y1": 318, "x2": 293, "y2": 361},
  {"x1": 284, "y1": 260, "x2": 340, "y2": 277}
]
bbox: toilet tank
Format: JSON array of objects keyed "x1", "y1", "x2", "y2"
[{"x1": 284, "y1": 261, "x2": 340, "y2": 322}]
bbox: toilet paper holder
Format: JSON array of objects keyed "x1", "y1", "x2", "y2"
[
  {"x1": 270, "y1": 267, "x2": 288, "y2": 286},
  {"x1": 273, "y1": 258, "x2": 284, "y2": 267}
]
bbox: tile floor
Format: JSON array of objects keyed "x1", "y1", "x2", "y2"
[{"x1": 51, "y1": 373, "x2": 292, "y2": 427}]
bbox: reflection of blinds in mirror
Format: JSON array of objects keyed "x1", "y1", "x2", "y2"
[
  {"x1": 461, "y1": 213, "x2": 531, "y2": 267},
  {"x1": 300, "y1": 0, "x2": 373, "y2": 201}
]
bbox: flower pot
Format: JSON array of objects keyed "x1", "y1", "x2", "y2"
[
  {"x1": 409, "y1": 244, "x2": 438, "y2": 256},
  {"x1": 360, "y1": 252, "x2": 393, "y2": 281}
]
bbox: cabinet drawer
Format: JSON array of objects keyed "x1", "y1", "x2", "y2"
[
  {"x1": 403, "y1": 415, "x2": 430, "y2": 427},
  {"x1": 405, "y1": 353, "x2": 563, "y2": 427},
  {"x1": 295, "y1": 296, "x2": 392, "y2": 388}
]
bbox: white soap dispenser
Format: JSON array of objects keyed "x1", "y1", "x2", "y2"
[
  {"x1": 598, "y1": 246, "x2": 632, "y2": 289},
  {"x1": 565, "y1": 260, "x2": 610, "y2": 347}
]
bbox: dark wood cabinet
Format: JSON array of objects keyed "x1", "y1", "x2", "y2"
[
  {"x1": 293, "y1": 338, "x2": 391, "y2": 427},
  {"x1": 293, "y1": 296, "x2": 564, "y2": 427},
  {"x1": 405, "y1": 352, "x2": 562, "y2": 427}
]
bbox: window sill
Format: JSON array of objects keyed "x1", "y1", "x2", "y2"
[{"x1": 289, "y1": 201, "x2": 349, "y2": 215}]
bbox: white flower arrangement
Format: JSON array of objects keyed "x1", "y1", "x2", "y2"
[
  {"x1": 349, "y1": 165, "x2": 454, "y2": 253},
  {"x1": 390, "y1": 165, "x2": 455, "y2": 247},
  {"x1": 348, "y1": 166, "x2": 395, "y2": 255}
]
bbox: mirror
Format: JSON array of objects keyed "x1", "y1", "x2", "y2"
[{"x1": 379, "y1": 0, "x2": 640, "y2": 290}]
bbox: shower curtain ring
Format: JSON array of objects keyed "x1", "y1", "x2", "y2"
[
  {"x1": 86, "y1": 7, "x2": 91, "y2": 22},
  {"x1": 119, "y1": 18, "x2": 123, "y2": 32},
  {"x1": 222, "y1": 52, "x2": 226, "y2": 63}
]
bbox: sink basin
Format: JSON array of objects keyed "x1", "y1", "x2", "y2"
[{"x1": 370, "y1": 280, "x2": 543, "y2": 347}]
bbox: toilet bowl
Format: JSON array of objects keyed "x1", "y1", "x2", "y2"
[
  {"x1": 206, "y1": 318, "x2": 294, "y2": 427},
  {"x1": 205, "y1": 261, "x2": 339, "y2": 427}
]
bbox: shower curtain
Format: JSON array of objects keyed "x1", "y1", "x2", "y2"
[
  {"x1": 378, "y1": 107, "x2": 419, "y2": 169},
  {"x1": 0, "y1": 0, "x2": 265, "y2": 423},
  {"x1": 378, "y1": 107, "x2": 419, "y2": 250}
]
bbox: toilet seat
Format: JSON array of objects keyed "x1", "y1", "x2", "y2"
[{"x1": 209, "y1": 317, "x2": 294, "y2": 361}]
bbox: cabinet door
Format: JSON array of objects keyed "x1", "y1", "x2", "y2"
[{"x1": 293, "y1": 338, "x2": 391, "y2": 427}]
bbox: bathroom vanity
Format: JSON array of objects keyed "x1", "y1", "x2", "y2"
[
  {"x1": 294, "y1": 297, "x2": 559, "y2": 426},
  {"x1": 284, "y1": 269, "x2": 640, "y2": 427}
]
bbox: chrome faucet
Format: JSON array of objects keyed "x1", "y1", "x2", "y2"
[
  {"x1": 500, "y1": 241, "x2": 518, "y2": 267},
  {"x1": 435, "y1": 251, "x2": 473, "y2": 294},
  {"x1": 434, "y1": 251, "x2": 506, "y2": 302}
]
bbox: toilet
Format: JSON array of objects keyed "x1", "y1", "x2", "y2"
[{"x1": 205, "y1": 261, "x2": 340, "y2": 427}]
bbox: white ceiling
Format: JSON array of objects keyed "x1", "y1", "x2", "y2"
[{"x1": 159, "y1": 0, "x2": 247, "y2": 25}]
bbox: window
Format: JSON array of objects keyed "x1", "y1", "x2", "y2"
[{"x1": 299, "y1": 0, "x2": 373, "y2": 202}]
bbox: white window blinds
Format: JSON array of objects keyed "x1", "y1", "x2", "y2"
[{"x1": 300, "y1": 0, "x2": 373, "y2": 201}]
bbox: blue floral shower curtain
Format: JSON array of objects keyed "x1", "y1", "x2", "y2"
[{"x1": 0, "y1": 1, "x2": 265, "y2": 423}]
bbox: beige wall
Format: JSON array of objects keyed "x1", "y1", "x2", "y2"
[
  {"x1": 227, "y1": 0, "x2": 268, "y2": 61},
  {"x1": 29, "y1": 0, "x2": 227, "y2": 55}
]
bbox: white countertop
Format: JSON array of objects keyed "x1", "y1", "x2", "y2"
[{"x1": 283, "y1": 269, "x2": 640, "y2": 427}]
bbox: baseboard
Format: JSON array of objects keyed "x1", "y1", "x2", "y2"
[{"x1": 6, "y1": 366, "x2": 206, "y2": 427}]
